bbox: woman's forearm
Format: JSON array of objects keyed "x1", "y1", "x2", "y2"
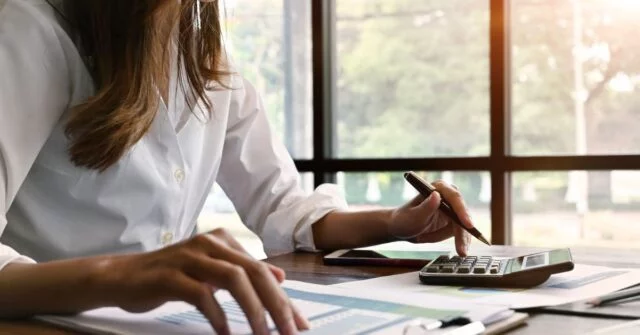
[
  {"x1": 312, "y1": 209, "x2": 397, "y2": 251},
  {"x1": 0, "y1": 257, "x2": 114, "y2": 318}
]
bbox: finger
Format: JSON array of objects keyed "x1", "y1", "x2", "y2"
[
  {"x1": 414, "y1": 224, "x2": 455, "y2": 244},
  {"x1": 405, "y1": 194, "x2": 427, "y2": 208},
  {"x1": 267, "y1": 263, "x2": 286, "y2": 283},
  {"x1": 169, "y1": 273, "x2": 230, "y2": 335},
  {"x1": 431, "y1": 180, "x2": 474, "y2": 229},
  {"x1": 290, "y1": 298, "x2": 311, "y2": 331},
  {"x1": 186, "y1": 257, "x2": 270, "y2": 335},
  {"x1": 207, "y1": 230, "x2": 286, "y2": 282},
  {"x1": 202, "y1": 296, "x2": 230, "y2": 335},
  {"x1": 403, "y1": 192, "x2": 443, "y2": 238},
  {"x1": 208, "y1": 230, "x2": 285, "y2": 282},
  {"x1": 193, "y1": 240, "x2": 299, "y2": 335},
  {"x1": 413, "y1": 191, "x2": 441, "y2": 215},
  {"x1": 453, "y1": 224, "x2": 471, "y2": 257},
  {"x1": 414, "y1": 192, "x2": 450, "y2": 232},
  {"x1": 242, "y1": 261, "x2": 299, "y2": 335},
  {"x1": 391, "y1": 193, "x2": 440, "y2": 240},
  {"x1": 210, "y1": 228, "x2": 252, "y2": 255}
]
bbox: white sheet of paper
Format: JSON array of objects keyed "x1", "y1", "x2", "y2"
[
  {"x1": 332, "y1": 264, "x2": 640, "y2": 309},
  {"x1": 36, "y1": 280, "x2": 505, "y2": 335}
]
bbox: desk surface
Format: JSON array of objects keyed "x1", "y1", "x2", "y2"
[{"x1": 1, "y1": 245, "x2": 638, "y2": 334}]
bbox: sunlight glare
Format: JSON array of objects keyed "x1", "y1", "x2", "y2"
[{"x1": 615, "y1": 0, "x2": 640, "y2": 10}]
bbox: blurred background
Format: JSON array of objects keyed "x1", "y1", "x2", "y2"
[{"x1": 199, "y1": 0, "x2": 640, "y2": 259}]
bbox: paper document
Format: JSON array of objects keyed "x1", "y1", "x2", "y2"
[
  {"x1": 586, "y1": 319, "x2": 640, "y2": 335},
  {"x1": 332, "y1": 264, "x2": 640, "y2": 309},
  {"x1": 37, "y1": 280, "x2": 508, "y2": 335}
]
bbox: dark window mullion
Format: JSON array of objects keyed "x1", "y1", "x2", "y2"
[
  {"x1": 294, "y1": 156, "x2": 640, "y2": 174},
  {"x1": 311, "y1": 0, "x2": 337, "y2": 187},
  {"x1": 490, "y1": 0, "x2": 511, "y2": 245}
]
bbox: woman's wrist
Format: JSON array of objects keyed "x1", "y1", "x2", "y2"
[
  {"x1": 313, "y1": 208, "x2": 398, "y2": 250},
  {"x1": 85, "y1": 256, "x2": 124, "y2": 308},
  {"x1": 0, "y1": 256, "x2": 121, "y2": 317}
]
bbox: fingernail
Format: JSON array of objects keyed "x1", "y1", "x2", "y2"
[
  {"x1": 291, "y1": 302, "x2": 310, "y2": 330},
  {"x1": 301, "y1": 316, "x2": 311, "y2": 330}
]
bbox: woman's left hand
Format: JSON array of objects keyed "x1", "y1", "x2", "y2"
[{"x1": 388, "y1": 180, "x2": 474, "y2": 256}]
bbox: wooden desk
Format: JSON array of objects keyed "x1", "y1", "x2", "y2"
[{"x1": 1, "y1": 245, "x2": 638, "y2": 334}]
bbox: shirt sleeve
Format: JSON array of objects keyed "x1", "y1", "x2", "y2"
[
  {"x1": 0, "y1": 0, "x2": 73, "y2": 270},
  {"x1": 216, "y1": 77, "x2": 348, "y2": 256}
]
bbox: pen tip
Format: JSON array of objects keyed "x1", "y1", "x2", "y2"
[{"x1": 478, "y1": 236, "x2": 492, "y2": 246}]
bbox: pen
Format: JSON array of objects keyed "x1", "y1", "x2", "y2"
[
  {"x1": 404, "y1": 316, "x2": 481, "y2": 335},
  {"x1": 587, "y1": 285, "x2": 640, "y2": 307},
  {"x1": 403, "y1": 171, "x2": 491, "y2": 246}
]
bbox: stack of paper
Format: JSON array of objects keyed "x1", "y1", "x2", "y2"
[
  {"x1": 332, "y1": 264, "x2": 640, "y2": 309},
  {"x1": 37, "y1": 281, "x2": 510, "y2": 335}
]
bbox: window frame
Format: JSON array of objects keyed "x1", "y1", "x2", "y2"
[{"x1": 291, "y1": 0, "x2": 640, "y2": 245}]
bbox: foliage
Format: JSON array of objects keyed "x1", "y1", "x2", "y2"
[{"x1": 224, "y1": 0, "x2": 640, "y2": 207}]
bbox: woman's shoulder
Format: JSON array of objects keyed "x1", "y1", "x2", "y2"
[
  {"x1": 0, "y1": 0, "x2": 77, "y2": 58},
  {"x1": 1, "y1": 0, "x2": 59, "y2": 30},
  {"x1": 1, "y1": 0, "x2": 89, "y2": 98}
]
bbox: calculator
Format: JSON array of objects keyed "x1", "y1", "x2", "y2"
[{"x1": 419, "y1": 248, "x2": 575, "y2": 288}]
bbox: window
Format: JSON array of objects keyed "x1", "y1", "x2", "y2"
[
  {"x1": 511, "y1": 0, "x2": 640, "y2": 156},
  {"x1": 222, "y1": 0, "x2": 313, "y2": 159},
  {"x1": 508, "y1": 0, "x2": 640, "y2": 249},
  {"x1": 335, "y1": 0, "x2": 490, "y2": 158},
  {"x1": 200, "y1": 0, "x2": 640, "y2": 254},
  {"x1": 513, "y1": 170, "x2": 640, "y2": 249}
]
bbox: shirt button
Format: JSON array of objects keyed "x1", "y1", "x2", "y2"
[
  {"x1": 174, "y1": 169, "x2": 185, "y2": 183},
  {"x1": 161, "y1": 232, "x2": 174, "y2": 245}
]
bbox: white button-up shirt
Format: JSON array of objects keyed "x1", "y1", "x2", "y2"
[{"x1": 0, "y1": 0, "x2": 346, "y2": 270}]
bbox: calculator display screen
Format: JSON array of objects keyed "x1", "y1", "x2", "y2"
[
  {"x1": 506, "y1": 249, "x2": 572, "y2": 273},
  {"x1": 523, "y1": 253, "x2": 549, "y2": 269}
]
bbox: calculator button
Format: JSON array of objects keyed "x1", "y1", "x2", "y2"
[
  {"x1": 441, "y1": 265, "x2": 455, "y2": 273},
  {"x1": 457, "y1": 266, "x2": 471, "y2": 274},
  {"x1": 426, "y1": 266, "x2": 440, "y2": 273},
  {"x1": 433, "y1": 256, "x2": 450, "y2": 264},
  {"x1": 473, "y1": 267, "x2": 487, "y2": 274},
  {"x1": 449, "y1": 256, "x2": 462, "y2": 264},
  {"x1": 490, "y1": 267, "x2": 500, "y2": 274}
]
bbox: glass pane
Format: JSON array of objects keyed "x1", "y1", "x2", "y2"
[
  {"x1": 511, "y1": 1, "x2": 640, "y2": 155},
  {"x1": 513, "y1": 171, "x2": 640, "y2": 249},
  {"x1": 198, "y1": 173, "x2": 314, "y2": 259},
  {"x1": 338, "y1": 171, "x2": 492, "y2": 243},
  {"x1": 335, "y1": 1, "x2": 490, "y2": 158},
  {"x1": 223, "y1": 0, "x2": 312, "y2": 159}
]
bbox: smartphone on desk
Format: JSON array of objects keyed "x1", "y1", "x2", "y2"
[{"x1": 323, "y1": 249, "x2": 451, "y2": 268}]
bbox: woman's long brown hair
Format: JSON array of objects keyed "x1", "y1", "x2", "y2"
[{"x1": 62, "y1": 0, "x2": 228, "y2": 171}]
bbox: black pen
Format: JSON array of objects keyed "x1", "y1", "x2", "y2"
[
  {"x1": 403, "y1": 171, "x2": 491, "y2": 246},
  {"x1": 588, "y1": 286, "x2": 640, "y2": 307}
]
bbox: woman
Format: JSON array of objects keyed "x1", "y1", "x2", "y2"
[{"x1": 0, "y1": 0, "x2": 475, "y2": 334}]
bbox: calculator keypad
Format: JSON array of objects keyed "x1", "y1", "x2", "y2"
[{"x1": 423, "y1": 255, "x2": 503, "y2": 275}]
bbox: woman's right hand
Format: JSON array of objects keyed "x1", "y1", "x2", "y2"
[{"x1": 94, "y1": 228, "x2": 309, "y2": 335}]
